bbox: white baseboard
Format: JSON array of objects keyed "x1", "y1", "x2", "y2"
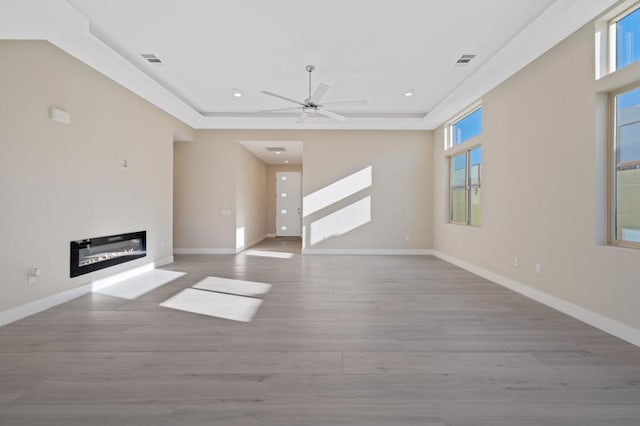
[
  {"x1": 176, "y1": 236, "x2": 271, "y2": 255},
  {"x1": 174, "y1": 248, "x2": 236, "y2": 254},
  {"x1": 0, "y1": 257, "x2": 175, "y2": 327},
  {"x1": 431, "y1": 250, "x2": 640, "y2": 348},
  {"x1": 235, "y1": 235, "x2": 267, "y2": 254},
  {"x1": 0, "y1": 282, "x2": 93, "y2": 328},
  {"x1": 302, "y1": 248, "x2": 434, "y2": 255}
]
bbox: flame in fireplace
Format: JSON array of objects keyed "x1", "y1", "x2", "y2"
[
  {"x1": 70, "y1": 231, "x2": 147, "y2": 278},
  {"x1": 79, "y1": 248, "x2": 143, "y2": 267}
]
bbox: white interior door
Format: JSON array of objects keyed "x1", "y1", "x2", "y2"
[{"x1": 276, "y1": 172, "x2": 302, "y2": 237}]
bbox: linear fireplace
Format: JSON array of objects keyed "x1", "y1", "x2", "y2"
[{"x1": 70, "y1": 231, "x2": 146, "y2": 278}]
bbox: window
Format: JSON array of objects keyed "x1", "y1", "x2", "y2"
[
  {"x1": 611, "y1": 4, "x2": 640, "y2": 72},
  {"x1": 450, "y1": 153, "x2": 467, "y2": 223},
  {"x1": 611, "y1": 84, "x2": 640, "y2": 247},
  {"x1": 595, "y1": 2, "x2": 640, "y2": 78},
  {"x1": 448, "y1": 107, "x2": 482, "y2": 148},
  {"x1": 469, "y1": 147, "x2": 482, "y2": 226},
  {"x1": 449, "y1": 146, "x2": 482, "y2": 225}
]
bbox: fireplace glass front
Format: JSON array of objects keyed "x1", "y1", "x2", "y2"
[{"x1": 70, "y1": 231, "x2": 146, "y2": 277}]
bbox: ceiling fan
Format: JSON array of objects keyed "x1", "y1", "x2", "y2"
[{"x1": 260, "y1": 65, "x2": 366, "y2": 123}]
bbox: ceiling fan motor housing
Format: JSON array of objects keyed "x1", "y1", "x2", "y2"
[{"x1": 260, "y1": 64, "x2": 360, "y2": 123}]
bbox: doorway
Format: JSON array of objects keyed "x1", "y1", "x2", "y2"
[{"x1": 275, "y1": 171, "x2": 302, "y2": 237}]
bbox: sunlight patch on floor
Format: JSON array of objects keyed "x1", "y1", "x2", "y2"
[
  {"x1": 94, "y1": 269, "x2": 185, "y2": 300},
  {"x1": 160, "y1": 288, "x2": 263, "y2": 322},
  {"x1": 193, "y1": 276, "x2": 272, "y2": 297},
  {"x1": 244, "y1": 249, "x2": 294, "y2": 259}
]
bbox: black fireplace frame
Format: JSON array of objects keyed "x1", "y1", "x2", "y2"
[{"x1": 70, "y1": 231, "x2": 146, "y2": 278}]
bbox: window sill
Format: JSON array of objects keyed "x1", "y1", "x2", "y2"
[
  {"x1": 445, "y1": 138, "x2": 482, "y2": 156},
  {"x1": 447, "y1": 221, "x2": 482, "y2": 228},
  {"x1": 595, "y1": 60, "x2": 640, "y2": 92},
  {"x1": 610, "y1": 241, "x2": 640, "y2": 250}
]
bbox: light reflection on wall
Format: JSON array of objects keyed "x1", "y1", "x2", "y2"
[
  {"x1": 303, "y1": 166, "x2": 372, "y2": 217},
  {"x1": 309, "y1": 196, "x2": 371, "y2": 245},
  {"x1": 235, "y1": 226, "x2": 245, "y2": 250}
]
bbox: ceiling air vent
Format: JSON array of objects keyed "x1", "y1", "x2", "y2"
[
  {"x1": 454, "y1": 54, "x2": 476, "y2": 67},
  {"x1": 141, "y1": 53, "x2": 162, "y2": 64},
  {"x1": 265, "y1": 147, "x2": 286, "y2": 152}
]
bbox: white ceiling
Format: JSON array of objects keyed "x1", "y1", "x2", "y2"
[
  {"x1": 238, "y1": 141, "x2": 303, "y2": 165},
  {"x1": 1, "y1": 0, "x2": 619, "y2": 129},
  {"x1": 69, "y1": 0, "x2": 554, "y2": 115}
]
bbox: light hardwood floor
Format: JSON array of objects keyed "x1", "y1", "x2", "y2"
[{"x1": 1, "y1": 238, "x2": 640, "y2": 425}]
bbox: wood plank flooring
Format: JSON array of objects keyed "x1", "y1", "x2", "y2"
[{"x1": 1, "y1": 238, "x2": 639, "y2": 425}]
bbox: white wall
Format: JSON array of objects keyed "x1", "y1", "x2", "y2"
[
  {"x1": 0, "y1": 41, "x2": 191, "y2": 312},
  {"x1": 432, "y1": 22, "x2": 640, "y2": 332}
]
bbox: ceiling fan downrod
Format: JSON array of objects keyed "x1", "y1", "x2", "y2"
[{"x1": 305, "y1": 65, "x2": 315, "y2": 104}]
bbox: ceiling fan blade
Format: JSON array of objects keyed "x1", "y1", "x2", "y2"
[
  {"x1": 308, "y1": 83, "x2": 329, "y2": 104},
  {"x1": 316, "y1": 108, "x2": 347, "y2": 122},
  {"x1": 258, "y1": 106, "x2": 303, "y2": 113},
  {"x1": 320, "y1": 99, "x2": 367, "y2": 106},
  {"x1": 296, "y1": 111, "x2": 310, "y2": 123},
  {"x1": 260, "y1": 91, "x2": 305, "y2": 106}
]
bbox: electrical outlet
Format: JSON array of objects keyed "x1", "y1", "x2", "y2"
[
  {"x1": 405, "y1": 235, "x2": 410, "y2": 241},
  {"x1": 535, "y1": 263, "x2": 542, "y2": 274},
  {"x1": 513, "y1": 257, "x2": 519, "y2": 267},
  {"x1": 28, "y1": 267, "x2": 40, "y2": 284}
]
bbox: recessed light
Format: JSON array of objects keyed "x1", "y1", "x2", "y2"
[
  {"x1": 284, "y1": 160, "x2": 289, "y2": 164},
  {"x1": 232, "y1": 89, "x2": 242, "y2": 97},
  {"x1": 276, "y1": 151, "x2": 281, "y2": 155},
  {"x1": 404, "y1": 90, "x2": 414, "y2": 97}
]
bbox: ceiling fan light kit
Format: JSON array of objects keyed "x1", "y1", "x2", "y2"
[{"x1": 260, "y1": 65, "x2": 366, "y2": 123}]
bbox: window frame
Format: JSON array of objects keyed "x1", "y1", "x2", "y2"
[
  {"x1": 448, "y1": 145, "x2": 482, "y2": 227},
  {"x1": 609, "y1": 3, "x2": 640, "y2": 73},
  {"x1": 445, "y1": 103, "x2": 482, "y2": 150},
  {"x1": 596, "y1": 0, "x2": 640, "y2": 78},
  {"x1": 449, "y1": 152, "x2": 468, "y2": 225},
  {"x1": 608, "y1": 80, "x2": 640, "y2": 249},
  {"x1": 468, "y1": 146, "x2": 482, "y2": 227}
]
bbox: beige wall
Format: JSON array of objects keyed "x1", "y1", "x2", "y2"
[
  {"x1": 0, "y1": 41, "x2": 191, "y2": 312},
  {"x1": 174, "y1": 130, "x2": 433, "y2": 252},
  {"x1": 432, "y1": 22, "x2": 640, "y2": 330},
  {"x1": 303, "y1": 131, "x2": 432, "y2": 251},
  {"x1": 236, "y1": 146, "x2": 268, "y2": 249},
  {"x1": 267, "y1": 164, "x2": 303, "y2": 235},
  {"x1": 175, "y1": 131, "x2": 270, "y2": 251},
  {"x1": 174, "y1": 134, "x2": 238, "y2": 250}
]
